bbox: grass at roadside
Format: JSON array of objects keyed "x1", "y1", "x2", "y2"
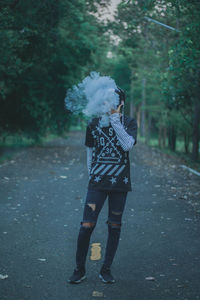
[
  {"x1": 138, "y1": 136, "x2": 200, "y2": 172},
  {"x1": 0, "y1": 125, "x2": 85, "y2": 164},
  {"x1": 0, "y1": 133, "x2": 65, "y2": 164},
  {"x1": 0, "y1": 131, "x2": 199, "y2": 173}
]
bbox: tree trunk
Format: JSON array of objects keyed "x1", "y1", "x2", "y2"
[
  {"x1": 158, "y1": 127, "x2": 162, "y2": 148},
  {"x1": 140, "y1": 77, "x2": 146, "y2": 137},
  {"x1": 129, "y1": 70, "x2": 135, "y2": 118},
  {"x1": 159, "y1": 127, "x2": 166, "y2": 148},
  {"x1": 145, "y1": 114, "x2": 152, "y2": 145},
  {"x1": 163, "y1": 127, "x2": 167, "y2": 147},
  {"x1": 137, "y1": 106, "x2": 141, "y2": 131},
  {"x1": 129, "y1": 101, "x2": 134, "y2": 118},
  {"x1": 168, "y1": 126, "x2": 176, "y2": 151},
  {"x1": 184, "y1": 132, "x2": 189, "y2": 154},
  {"x1": 192, "y1": 97, "x2": 200, "y2": 160}
]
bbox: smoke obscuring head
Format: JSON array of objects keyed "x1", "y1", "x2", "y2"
[{"x1": 64, "y1": 71, "x2": 125, "y2": 127}]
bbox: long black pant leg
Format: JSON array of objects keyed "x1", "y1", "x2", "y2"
[
  {"x1": 103, "y1": 223, "x2": 121, "y2": 268},
  {"x1": 76, "y1": 224, "x2": 95, "y2": 269}
]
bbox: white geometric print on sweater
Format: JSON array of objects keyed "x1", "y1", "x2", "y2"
[
  {"x1": 100, "y1": 164, "x2": 113, "y2": 175},
  {"x1": 115, "y1": 165, "x2": 126, "y2": 176},
  {"x1": 95, "y1": 125, "x2": 122, "y2": 164},
  {"x1": 90, "y1": 164, "x2": 100, "y2": 174},
  {"x1": 123, "y1": 176, "x2": 128, "y2": 184},
  {"x1": 94, "y1": 176, "x2": 101, "y2": 182},
  {"x1": 107, "y1": 164, "x2": 120, "y2": 176},
  {"x1": 94, "y1": 164, "x2": 106, "y2": 175},
  {"x1": 91, "y1": 164, "x2": 126, "y2": 178},
  {"x1": 110, "y1": 177, "x2": 117, "y2": 184}
]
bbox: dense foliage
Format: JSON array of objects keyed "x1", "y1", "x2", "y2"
[
  {"x1": 0, "y1": 0, "x2": 199, "y2": 161},
  {"x1": 0, "y1": 0, "x2": 110, "y2": 142},
  {"x1": 104, "y1": 0, "x2": 200, "y2": 161}
]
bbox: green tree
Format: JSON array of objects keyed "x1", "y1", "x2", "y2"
[
  {"x1": 163, "y1": 0, "x2": 200, "y2": 160},
  {"x1": 0, "y1": 0, "x2": 110, "y2": 142},
  {"x1": 108, "y1": 0, "x2": 200, "y2": 160}
]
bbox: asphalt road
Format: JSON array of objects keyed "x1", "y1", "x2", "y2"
[{"x1": 0, "y1": 131, "x2": 200, "y2": 300}]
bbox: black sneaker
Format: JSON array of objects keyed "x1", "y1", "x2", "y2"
[
  {"x1": 99, "y1": 266, "x2": 115, "y2": 283},
  {"x1": 68, "y1": 268, "x2": 86, "y2": 284}
]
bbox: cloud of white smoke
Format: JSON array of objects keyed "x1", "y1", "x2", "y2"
[{"x1": 64, "y1": 72, "x2": 120, "y2": 127}]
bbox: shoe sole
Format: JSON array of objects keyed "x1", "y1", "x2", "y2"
[
  {"x1": 68, "y1": 275, "x2": 86, "y2": 284},
  {"x1": 99, "y1": 274, "x2": 115, "y2": 283}
]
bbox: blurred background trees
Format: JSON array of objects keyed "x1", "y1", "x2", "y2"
[
  {"x1": 0, "y1": 0, "x2": 110, "y2": 142},
  {"x1": 103, "y1": 0, "x2": 200, "y2": 161},
  {"x1": 0, "y1": 0, "x2": 199, "y2": 162}
]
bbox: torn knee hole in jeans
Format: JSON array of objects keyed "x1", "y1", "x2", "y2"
[
  {"x1": 107, "y1": 221, "x2": 121, "y2": 228},
  {"x1": 112, "y1": 211, "x2": 122, "y2": 216},
  {"x1": 87, "y1": 203, "x2": 96, "y2": 212},
  {"x1": 82, "y1": 222, "x2": 95, "y2": 228}
]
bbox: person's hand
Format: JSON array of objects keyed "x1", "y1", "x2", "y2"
[{"x1": 110, "y1": 101, "x2": 124, "y2": 114}]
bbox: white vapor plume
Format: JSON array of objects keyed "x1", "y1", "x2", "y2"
[{"x1": 64, "y1": 72, "x2": 120, "y2": 127}]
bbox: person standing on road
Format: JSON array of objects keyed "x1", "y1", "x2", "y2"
[{"x1": 68, "y1": 87, "x2": 137, "y2": 284}]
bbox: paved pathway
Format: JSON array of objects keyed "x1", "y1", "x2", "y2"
[{"x1": 0, "y1": 131, "x2": 200, "y2": 300}]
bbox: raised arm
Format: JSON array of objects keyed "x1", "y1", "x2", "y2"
[{"x1": 109, "y1": 113, "x2": 136, "y2": 152}]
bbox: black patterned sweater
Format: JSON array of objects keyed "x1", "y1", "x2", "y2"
[{"x1": 85, "y1": 113, "x2": 137, "y2": 192}]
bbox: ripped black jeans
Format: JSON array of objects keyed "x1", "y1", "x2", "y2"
[{"x1": 76, "y1": 188, "x2": 128, "y2": 270}]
